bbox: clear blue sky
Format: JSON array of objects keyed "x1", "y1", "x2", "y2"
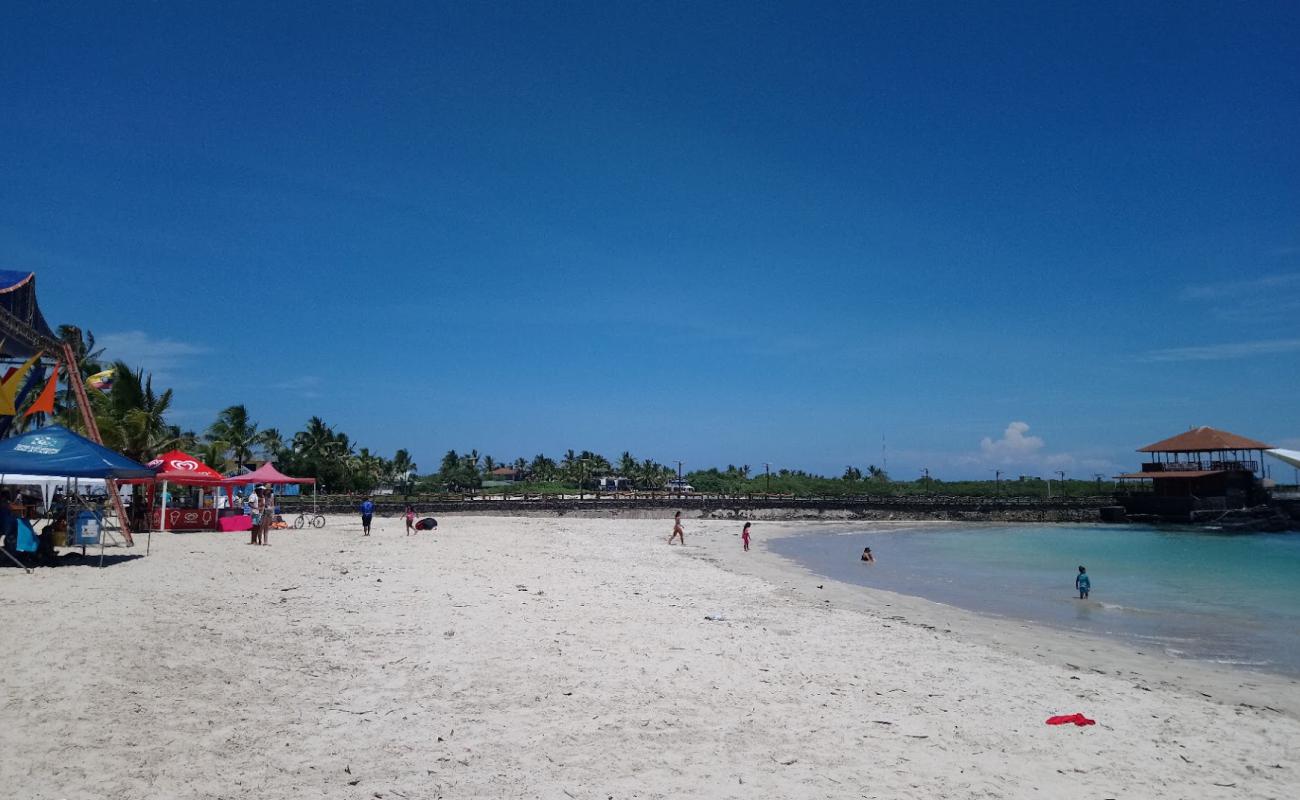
[{"x1": 3, "y1": 2, "x2": 1298, "y2": 479}]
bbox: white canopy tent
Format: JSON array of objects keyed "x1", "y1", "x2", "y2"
[{"x1": 0, "y1": 474, "x2": 127, "y2": 510}]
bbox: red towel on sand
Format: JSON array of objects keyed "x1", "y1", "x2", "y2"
[{"x1": 1046, "y1": 713, "x2": 1096, "y2": 726}]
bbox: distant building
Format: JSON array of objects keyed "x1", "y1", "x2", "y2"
[
  {"x1": 1116, "y1": 426, "x2": 1274, "y2": 520},
  {"x1": 597, "y1": 476, "x2": 632, "y2": 491},
  {"x1": 489, "y1": 467, "x2": 523, "y2": 483}
]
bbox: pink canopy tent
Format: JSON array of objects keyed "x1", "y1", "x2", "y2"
[
  {"x1": 222, "y1": 462, "x2": 316, "y2": 487},
  {"x1": 221, "y1": 463, "x2": 318, "y2": 516}
]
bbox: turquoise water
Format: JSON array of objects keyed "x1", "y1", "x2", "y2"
[{"x1": 768, "y1": 525, "x2": 1300, "y2": 676}]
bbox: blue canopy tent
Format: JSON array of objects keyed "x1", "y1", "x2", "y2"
[
  {"x1": 0, "y1": 425, "x2": 154, "y2": 479},
  {"x1": 0, "y1": 425, "x2": 154, "y2": 570}
]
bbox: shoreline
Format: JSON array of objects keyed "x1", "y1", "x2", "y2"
[{"x1": 681, "y1": 519, "x2": 1300, "y2": 718}]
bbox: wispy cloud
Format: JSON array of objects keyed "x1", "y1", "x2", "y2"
[
  {"x1": 1178, "y1": 272, "x2": 1300, "y2": 322},
  {"x1": 1179, "y1": 272, "x2": 1300, "y2": 301},
  {"x1": 97, "y1": 330, "x2": 209, "y2": 370},
  {"x1": 272, "y1": 375, "x2": 322, "y2": 398},
  {"x1": 1139, "y1": 338, "x2": 1300, "y2": 362}
]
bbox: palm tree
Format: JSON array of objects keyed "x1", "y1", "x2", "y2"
[
  {"x1": 88, "y1": 360, "x2": 176, "y2": 462},
  {"x1": 259, "y1": 428, "x2": 286, "y2": 463},
  {"x1": 391, "y1": 449, "x2": 417, "y2": 494},
  {"x1": 618, "y1": 451, "x2": 637, "y2": 478},
  {"x1": 355, "y1": 448, "x2": 382, "y2": 490},
  {"x1": 208, "y1": 405, "x2": 259, "y2": 473},
  {"x1": 482, "y1": 455, "x2": 498, "y2": 474},
  {"x1": 200, "y1": 440, "x2": 229, "y2": 472}
]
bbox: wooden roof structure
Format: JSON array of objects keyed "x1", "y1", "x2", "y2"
[{"x1": 1137, "y1": 426, "x2": 1274, "y2": 453}]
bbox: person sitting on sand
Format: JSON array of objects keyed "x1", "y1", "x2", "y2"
[
  {"x1": 668, "y1": 511, "x2": 684, "y2": 545},
  {"x1": 741, "y1": 521, "x2": 752, "y2": 551},
  {"x1": 360, "y1": 496, "x2": 374, "y2": 536},
  {"x1": 1076, "y1": 565, "x2": 1090, "y2": 599},
  {"x1": 861, "y1": 546, "x2": 875, "y2": 563}
]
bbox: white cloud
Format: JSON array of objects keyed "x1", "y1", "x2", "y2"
[
  {"x1": 1139, "y1": 338, "x2": 1300, "y2": 362},
  {"x1": 97, "y1": 330, "x2": 209, "y2": 370},
  {"x1": 979, "y1": 421, "x2": 1044, "y2": 461}
]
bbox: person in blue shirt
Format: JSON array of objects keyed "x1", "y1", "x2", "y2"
[
  {"x1": 360, "y1": 497, "x2": 374, "y2": 536},
  {"x1": 1076, "y1": 565, "x2": 1091, "y2": 599}
]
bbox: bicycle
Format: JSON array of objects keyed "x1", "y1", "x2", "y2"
[{"x1": 293, "y1": 511, "x2": 326, "y2": 529}]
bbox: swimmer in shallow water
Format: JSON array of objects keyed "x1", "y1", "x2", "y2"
[{"x1": 860, "y1": 547, "x2": 874, "y2": 563}]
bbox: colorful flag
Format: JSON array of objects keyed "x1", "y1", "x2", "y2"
[
  {"x1": 88, "y1": 368, "x2": 115, "y2": 392},
  {"x1": 24, "y1": 363, "x2": 58, "y2": 417},
  {"x1": 0, "y1": 352, "x2": 42, "y2": 415}
]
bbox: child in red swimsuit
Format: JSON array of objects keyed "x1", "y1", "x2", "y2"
[{"x1": 741, "y1": 522, "x2": 751, "y2": 551}]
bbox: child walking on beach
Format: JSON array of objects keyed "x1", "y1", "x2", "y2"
[
  {"x1": 741, "y1": 522, "x2": 751, "y2": 551},
  {"x1": 1076, "y1": 565, "x2": 1091, "y2": 599},
  {"x1": 668, "y1": 511, "x2": 684, "y2": 545},
  {"x1": 405, "y1": 504, "x2": 415, "y2": 535}
]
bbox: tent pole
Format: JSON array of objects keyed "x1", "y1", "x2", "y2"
[
  {"x1": 159, "y1": 480, "x2": 169, "y2": 533},
  {"x1": 1, "y1": 545, "x2": 31, "y2": 573}
]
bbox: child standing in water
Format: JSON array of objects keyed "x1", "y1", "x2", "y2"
[
  {"x1": 741, "y1": 522, "x2": 751, "y2": 551},
  {"x1": 1076, "y1": 565, "x2": 1091, "y2": 599}
]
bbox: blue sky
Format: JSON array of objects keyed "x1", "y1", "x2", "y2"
[{"x1": 3, "y1": 2, "x2": 1298, "y2": 479}]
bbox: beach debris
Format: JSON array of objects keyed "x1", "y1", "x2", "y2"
[
  {"x1": 1045, "y1": 713, "x2": 1096, "y2": 726},
  {"x1": 872, "y1": 720, "x2": 894, "y2": 725},
  {"x1": 279, "y1": 586, "x2": 298, "y2": 592},
  {"x1": 345, "y1": 765, "x2": 351, "y2": 774},
  {"x1": 704, "y1": 614, "x2": 727, "y2": 621}
]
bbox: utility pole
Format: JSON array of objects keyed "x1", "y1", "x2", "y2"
[
  {"x1": 994, "y1": 470, "x2": 1002, "y2": 495},
  {"x1": 1093, "y1": 473, "x2": 1105, "y2": 494},
  {"x1": 674, "y1": 460, "x2": 684, "y2": 496},
  {"x1": 1056, "y1": 470, "x2": 1066, "y2": 497},
  {"x1": 763, "y1": 462, "x2": 771, "y2": 494},
  {"x1": 922, "y1": 467, "x2": 930, "y2": 494}
]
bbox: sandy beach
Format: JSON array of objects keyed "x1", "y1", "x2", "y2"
[{"x1": 3, "y1": 515, "x2": 1298, "y2": 799}]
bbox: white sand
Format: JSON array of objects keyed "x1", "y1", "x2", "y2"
[{"x1": 2, "y1": 515, "x2": 1297, "y2": 799}]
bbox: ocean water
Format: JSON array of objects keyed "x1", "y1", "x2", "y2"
[{"x1": 767, "y1": 525, "x2": 1300, "y2": 676}]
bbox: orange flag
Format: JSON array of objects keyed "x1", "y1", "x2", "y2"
[
  {"x1": 24, "y1": 363, "x2": 58, "y2": 417},
  {"x1": 0, "y1": 352, "x2": 42, "y2": 415}
]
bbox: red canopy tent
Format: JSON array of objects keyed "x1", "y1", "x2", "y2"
[
  {"x1": 119, "y1": 450, "x2": 227, "y2": 533},
  {"x1": 147, "y1": 451, "x2": 226, "y2": 484}
]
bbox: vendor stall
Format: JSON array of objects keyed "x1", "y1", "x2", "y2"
[
  {"x1": 0, "y1": 424, "x2": 154, "y2": 569},
  {"x1": 222, "y1": 462, "x2": 318, "y2": 529},
  {"x1": 119, "y1": 450, "x2": 226, "y2": 532}
]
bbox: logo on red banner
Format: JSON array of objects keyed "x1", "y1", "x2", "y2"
[{"x1": 171, "y1": 459, "x2": 201, "y2": 471}]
